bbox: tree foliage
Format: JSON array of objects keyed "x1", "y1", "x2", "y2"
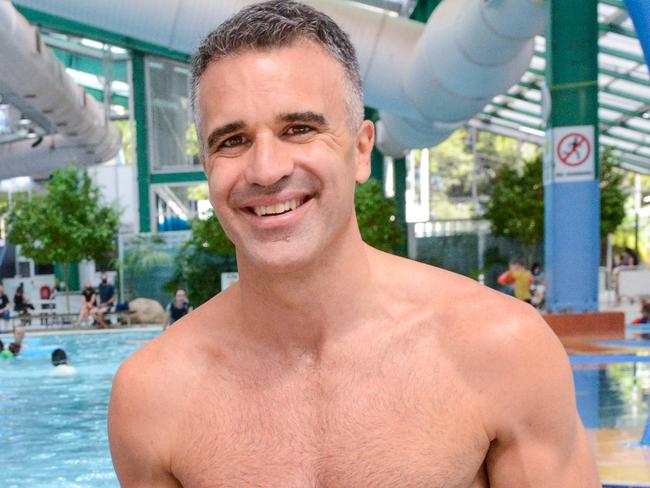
[
  {"x1": 599, "y1": 148, "x2": 627, "y2": 237},
  {"x1": 165, "y1": 214, "x2": 236, "y2": 306},
  {"x1": 167, "y1": 178, "x2": 404, "y2": 306},
  {"x1": 9, "y1": 167, "x2": 120, "y2": 289},
  {"x1": 355, "y1": 178, "x2": 404, "y2": 254},
  {"x1": 483, "y1": 155, "x2": 544, "y2": 246},
  {"x1": 122, "y1": 234, "x2": 174, "y2": 300},
  {"x1": 484, "y1": 151, "x2": 627, "y2": 264}
]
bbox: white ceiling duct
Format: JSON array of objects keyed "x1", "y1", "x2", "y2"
[
  {"x1": 0, "y1": 0, "x2": 121, "y2": 178},
  {"x1": 10, "y1": 0, "x2": 543, "y2": 159}
]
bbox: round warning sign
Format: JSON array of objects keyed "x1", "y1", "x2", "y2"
[{"x1": 556, "y1": 132, "x2": 591, "y2": 167}]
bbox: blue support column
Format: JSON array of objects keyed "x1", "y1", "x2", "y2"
[
  {"x1": 625, "y1": 0, "x2": 650, "y2": 69},
  {"x1": 544, "y1": 0, "x2": 600, "y2": 312}
]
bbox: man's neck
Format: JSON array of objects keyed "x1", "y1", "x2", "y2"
[{"x1": 234, "y1": 228, "x2": 379, "y2": 358}]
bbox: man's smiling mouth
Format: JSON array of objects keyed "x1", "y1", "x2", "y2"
[{"x1": 248, "y1": 197, "x2": 311, "y2": 217}]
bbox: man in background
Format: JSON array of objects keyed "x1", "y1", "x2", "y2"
[{"x1": 92, "y1": 273, "x2": 115, "y2": 328}]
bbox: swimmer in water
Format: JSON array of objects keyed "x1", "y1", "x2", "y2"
[
  {"x1": 7, "y1": 325, "x2": 25, "y2": 356},
  {"x1": 49, "y1": 348, "x2": 77, "y2": 377},
  {"x1": 0, "y1": 339, "x2": 13, "y2": 359}
]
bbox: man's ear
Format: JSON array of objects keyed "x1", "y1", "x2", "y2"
[{"x1": 354, "y1": 120, "x2": 374, "y2": 184}]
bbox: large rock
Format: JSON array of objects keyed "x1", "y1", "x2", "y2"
[{"x1": 128, "y1": 298, "x2": 166, "y2": 324}]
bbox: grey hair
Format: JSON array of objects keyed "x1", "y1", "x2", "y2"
[{"x1": 190, "y1": 0, "x2": 364, "y2": 134}]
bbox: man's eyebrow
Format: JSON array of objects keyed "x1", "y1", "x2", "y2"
[
  {"x1": 277, "y1": 111, "x2": 327, "y2": 126},
  {"x1": 206, "y1": 121, "x2": 245, "y2": 150}
]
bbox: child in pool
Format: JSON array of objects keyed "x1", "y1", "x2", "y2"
[{"x1": 0, "y1": 339, "x2": 13, "y2": 359}]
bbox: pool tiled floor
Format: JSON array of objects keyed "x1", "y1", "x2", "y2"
[{"x1": 593, "y1": 428, "x2": 650, "y2": 486}]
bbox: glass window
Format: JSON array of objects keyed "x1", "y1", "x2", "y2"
[
  {"x1": 146, "y1": 57, "x2": 200, "y2": 170},
  {"x1": 153, "y1": 183, "x2": 211, "y2": 232}
]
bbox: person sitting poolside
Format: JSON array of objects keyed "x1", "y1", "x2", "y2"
[
  {"x1": 14, "y1": 284, "x2": 35, "y2": 325},
  {"x1": 49, "y1": 348, "x2": 77, "y2": 377},
  {"x1": 0, "y1": 284, "x2": 11, "y2": 328},
  {"x1": 92, "y1": 273, "x2": 115, "y2": 328},
  {"x1": 163, "y1": 288, "x2": 193, "y2": 330},
  {"x1": 76, "y1": 282, "x2": 96, "y2": 327},
  {"x1": 632, "y1": 300, "x2": 650, "y2": 325}
]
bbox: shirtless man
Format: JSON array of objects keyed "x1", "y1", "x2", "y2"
[{"x1": 108, "y1": 2, "x2": 601, "y2": 486}]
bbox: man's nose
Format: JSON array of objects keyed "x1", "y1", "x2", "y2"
[{"x1": 244, "y1": 135, "x2": 294, "y2": 187}]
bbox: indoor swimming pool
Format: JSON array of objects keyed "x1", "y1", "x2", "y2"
[
  {"x1": 1, "y1": 327, "x2": 649, "y2": 487},
  {"x1": 0, "y1": 329, "x2": 158, "y2": 487}
]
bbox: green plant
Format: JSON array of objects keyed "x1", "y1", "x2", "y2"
[
  {"x1": 483, "y1": 155, "x2": 544, "y2": 265},
  {"x1": 599, "y1": 147, "x2": 627, "y2": 237},
  {"x1": 355, "y1": 178, "x2": 404, "y2": 254},
  {"x1": 122, "y1": 234, "x2": 174, "y2": 300},
  {"x1": 9, "y1": 167, "x2": 120, "y2": 309},
  {"x1": 165, "y1": 213, "x2": 236, "y2": 306},
  {"x1": 484, "y1": 152, "x2": 627, "y2": 265}
]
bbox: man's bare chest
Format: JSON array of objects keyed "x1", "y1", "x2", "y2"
[{"x1": 171, "y1": 360, "x2": 490, "y2": 487}]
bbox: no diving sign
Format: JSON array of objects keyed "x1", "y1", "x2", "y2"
[{"x1": 550, "y1": 125, "x2": 595, "y2": 183}]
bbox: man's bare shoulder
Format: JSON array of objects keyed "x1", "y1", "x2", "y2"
[
  {"x1": 370, "y1": 247, "x2": 523, "y2": 320},
  {"x1": 370, "y1": 247, "x2": 560, "y2": 369},
  {"x1": 112, "y1": 286, "x2": 240, "y2": 410}
]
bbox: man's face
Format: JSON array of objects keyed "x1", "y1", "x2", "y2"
[
  {"x1": 176, "y1": 290, "x2": 186, "y2": 302},
  {"x1": 196, "y1": 40, "x2": 373, "y2": 271}
]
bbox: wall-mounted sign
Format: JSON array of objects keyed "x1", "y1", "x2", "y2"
[{"x1": 551, "y1": 125, "x2": 595, "y2": 183}]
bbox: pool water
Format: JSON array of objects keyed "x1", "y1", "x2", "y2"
[
  {"x1": 0, "y1": 330, "x2": 158, "y2": 488},
  {"x1": 2, "y1": 328, "x2": 650, "y2": 487},
  {"x1": 573, "y1": 362, "x2": 650, "y2": 430}
]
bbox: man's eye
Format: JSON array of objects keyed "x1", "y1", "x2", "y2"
[
  {"x1": 220, "y1": 135, "x2": 246, "y2": 149},
  {"x1": 286, "y1": 125, "x2": 313, "y2": 136}
]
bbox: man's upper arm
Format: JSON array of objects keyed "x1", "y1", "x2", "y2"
[
  {"x1": 485, "y1": 308, "x2": 601, "y2": 487},
  {"x1": 108, "y1": 355, "x2": 180, "y2": 487}
]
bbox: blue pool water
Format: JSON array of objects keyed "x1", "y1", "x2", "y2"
[
  {"x1": 573, "y1": 328, "x2": 650, "y2": 431},
  {"x1": 1, "y1": 328, "x2": 650, "y2": 487},
  {"x1": 0, "y1": 330, "x2": 158, "y2": 488},
  {"x1": 573, "y1": 362, "x2": 650, "y2": 430}
]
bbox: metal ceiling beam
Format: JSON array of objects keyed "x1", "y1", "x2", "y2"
[
  {"x1": 603, "y1": 85, "x2": 650, "y2": 105},
  {"x1": 50, "y1": 47, "x2": 128, "y2": 82},
  {"x1": 41, "y1": 33, "x2": 129, "y2": 62},
  {"x1": 599, "y1": 22, "x2": 637, "y2": 39},
  {"x1": 599, "y1": 66, "x2": 650, "y2": 87},
  {"x1": 599, "y1": 0, "x2": 626, "y2": 9},
  {"x1": 486, "y1": 100, "x2": 541, "y2": 120},
  {"x1": 600, "y1": 101, "x2": 645, "y2": 117},
  {"x1": 533, "y1": 51, "x2": 650, "y2": 90},
  {"x1": 600, "y1": 126, "x2": 650, "y2": 148},
  {"x1": 15, "y1": 6, "x2": 189, "y2": 62},
  {"x1": 600, "y1": 45, "x2": 645, "y2": 64},
  {"x1": 82, "y1": 86, "x2": 129, "y2": 109}
]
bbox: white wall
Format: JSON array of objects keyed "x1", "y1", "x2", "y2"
[{"x1": 87, "y1": 163, "x2": 137, "y2": 234}]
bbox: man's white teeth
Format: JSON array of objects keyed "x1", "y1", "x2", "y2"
[{"x1": 253, "y1": 199, "x2": 302, "y2": 216}]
